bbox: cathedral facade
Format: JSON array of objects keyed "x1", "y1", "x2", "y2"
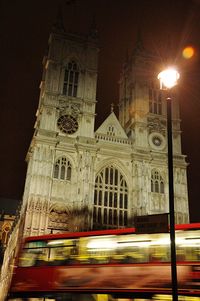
[{"x1": 21, "y1": 22, "x2": 189, "y2": 237}]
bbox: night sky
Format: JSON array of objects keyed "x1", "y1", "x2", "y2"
[{"x1": 1, "y1": 0, "x2": 200, "y2": 222}]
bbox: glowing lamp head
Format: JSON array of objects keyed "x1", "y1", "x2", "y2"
[{"x1": 158, "y1": 68, "x2": 180, "y2": 89}]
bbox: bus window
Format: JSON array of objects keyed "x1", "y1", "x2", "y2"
[
  {"x1": 80, "y1": 236, "x2": 117, "y2": 264},
  {"x1": 47, "y1": 239, "x2": 79, "y2": 265},
  {"x1": 34, "y1": 248, "x2": 49, "y2": 266},
  {"x1": 19, "y1": 241, "x2": 48, "y2": 267},
  {"x1": 176, "y1": 247, "x2": 185, "y2": 261},
  {"x1": 116, "y1": 235, "x2": 150, "y2": 263},
  {"x1": 184, "y1": 244, "x2": 200, "y2": 261},
  {"x1": 18, "y1": 248, "x2": 37, "y2": 267},
  {"x1": 176, "y1": 235, "x2": 200, "y2": 262},
  {"x1": 48, "y1": 246, "x2": 69, "y2": 265},
  {"x1": 150, "y1": 245, "x2": 169, "y2": 262}
]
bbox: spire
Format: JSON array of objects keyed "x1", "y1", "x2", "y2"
[
  {"x1": 125, "y1": 48, "x2": 129, "y2": 63},
  {"x1": 52, "y1": 4, "x2": 65, "y2": 34},
  {"x1": 123, "y1": 48, "x2": 129, "y2": 67},
  {"x1": 133, "y1": 28, "x2": 145, "y2": 54},
  {"x1": 132, "y1": 27, "x2": 157, "y2": 60},
  {"x1": 111, "y1": 103, "x2": 114, "y2": 113},
  {"x1": 88, "y1": 15, "x2": 98, "y2": 40}
]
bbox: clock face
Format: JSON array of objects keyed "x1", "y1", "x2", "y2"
[
  {"x1": 152, "y1": 136, "x2": 162, "y2": 147},
  {"x1": 57, "y1": 115, "x2": 78, "y2": 134},
  {"x1": 149, "y1": 132, "x2": 166, "y2": 150}
]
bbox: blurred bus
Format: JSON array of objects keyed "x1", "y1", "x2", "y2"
[{"x1": 7, "y1": 223, "x2": 200, "y2": 300}]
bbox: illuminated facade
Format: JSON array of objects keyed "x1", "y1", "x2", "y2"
[{"x1": 18, "y1": 20, "x2": 189, "y2": 237}]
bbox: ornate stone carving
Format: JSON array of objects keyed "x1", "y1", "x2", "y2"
[
  {"x1": 48, "y1": 203, "x2": 69, "y2": 230},
  {"x1": 58, "y1": 100, "x2": 80, "y2": 117},
  {"x1": 147, "y1": 117, "x2": 166, "y2": 135},
  {"x1": 46, "y1": 108, "x2": 52, "y2": 115}
]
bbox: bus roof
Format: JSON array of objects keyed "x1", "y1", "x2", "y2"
[{"x1": 23, "y1": 222, "x2": 200, "y2": 242}]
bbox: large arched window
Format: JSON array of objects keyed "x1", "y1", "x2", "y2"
[
  {"x1": 53, "y1": 157, "x2": 72, "y2": 181},
  {"x1": 151, "y1": 169, "x2": 164, "y2": 193},
  {"x1": 93, "y1": 165, "x2": 128, "y2": 228},
  {"x1": 62, "y1": 61, "x2": 79, "y2": 97}
]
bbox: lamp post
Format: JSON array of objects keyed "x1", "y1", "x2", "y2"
[{"x1": 158, "y1": 67, "x2": 180, "y2": 301}]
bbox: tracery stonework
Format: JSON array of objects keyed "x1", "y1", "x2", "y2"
[
  {"x1": 147, "y1": 117, "x2": 166, "y2": 135},
  {"x1": 48, "y1": 204, "x2": 69, "y2": 230}
]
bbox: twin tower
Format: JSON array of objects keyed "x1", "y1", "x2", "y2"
[{"x1": 21, "y1": 18, "x2": 189, "y2": 236}]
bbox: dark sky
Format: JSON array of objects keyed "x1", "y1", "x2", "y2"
[{"x1": 1, "y1": 0, "x2": 200, "y2": 222}]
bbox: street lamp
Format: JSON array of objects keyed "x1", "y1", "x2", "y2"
[{"x1": 158, "y1": 67, "x2": 180, "y2": 301}]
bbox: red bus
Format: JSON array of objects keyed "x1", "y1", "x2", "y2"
[{"x1": 7, "y1": 223, "x2": 200, "y2": 300}]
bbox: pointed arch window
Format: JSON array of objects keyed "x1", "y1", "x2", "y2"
[
  {"x1": 2, "y1": 223, "x2": 12, "y2": 246},
  {"x1": 93, "y1": 165, "x2": 128, "y2": 228},
  {"x1": 149, "y1": 81, "x2": 162, "y2": 115},
  {"x1": 62, "y1": 61, "x2": 79, "y2": 97},
  {"x1": 53, "y1": 157, "x2": 72, "y2": 181},
  {"x1": 151, "y1": 170, "x2": 164, "y2": 193}
]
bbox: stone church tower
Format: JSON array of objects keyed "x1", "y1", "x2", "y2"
[{"x1": 21, "y1": 19, "x2": 189, "y2": 237}]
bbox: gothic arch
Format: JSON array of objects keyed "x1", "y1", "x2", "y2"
[
  {"x1": 54, "y1": 153, "x2": 75, "y2": 166},
  {"x1": 151, "y1": 168, "x2": 165, "y2": 193},
  {"x1": 62, "y1": 56, "x2": 82, "y2": 70},
  {"x1": 60, "y1": 58, "x2": 81, "y2": 97},
  {"x1": 53, "y1": 155, "x2": 73, "y2": 181},
  {"x1": 49, "y1": 202, "x2": 69, "y2": 213},
  {"x1": 93, "y1": 161, "x2": 129, "y2": 228},
  {"x1": 48, "y1": 203, "x2": 69, "y2": 230},
  {"x1": 95, "y1": 158, "x2": 131, "y2": 188},
  {"x1": 1, "y1": 222, "x2": 12, "y2": 245}
]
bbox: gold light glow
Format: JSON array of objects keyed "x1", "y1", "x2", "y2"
[
  {"x1": 87, "y1": 238, "x2": 117, "y2": 250},
  {"x1": 182, "y1": 46, "x2": 195, "y2": 59},
  {"x1": 158, "y1": 68, "x2": 180, "y2": 89}
]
